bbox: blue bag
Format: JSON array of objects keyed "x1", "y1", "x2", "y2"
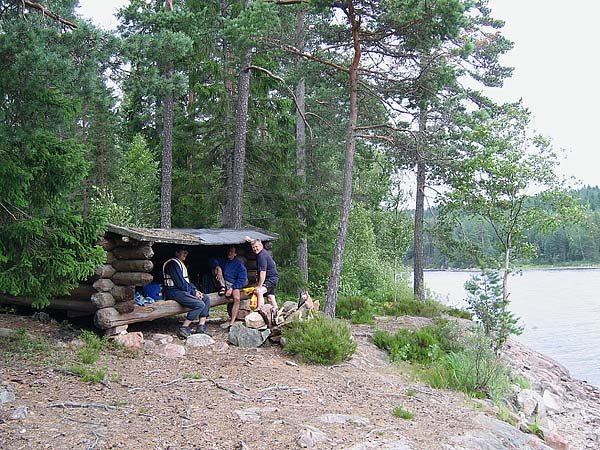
[{"x1": 142, "y1": 282, "x2": 163, "y2": 301}]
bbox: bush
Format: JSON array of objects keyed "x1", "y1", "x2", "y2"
[
  {"x1": 282, "y1": 314, "x2": 357, "y2": 365},
  {"x1": 392, "y1": 405, "x2": 414, "y2": 419},
  {"x1": 373, "y1": 320, "x2": 464, "y2": 364},
  {"x1": 336, "y1": 296, "x2": 375, "y2": 324},
  {"x1": 423, "y1": 328, "x2": 511, "y2": 401}
]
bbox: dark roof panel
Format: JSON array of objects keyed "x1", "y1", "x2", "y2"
[{"x1": 106, "y1": 224, "x2": 278, "y2": 246}]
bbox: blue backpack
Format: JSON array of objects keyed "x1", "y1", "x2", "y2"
[{"x1": 142, "y1": 282, "x2": 163, "y2": 301}]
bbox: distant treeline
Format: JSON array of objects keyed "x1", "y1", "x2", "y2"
[{"x1": 407, "y1": 186, "x2": 600, "y2": 268}]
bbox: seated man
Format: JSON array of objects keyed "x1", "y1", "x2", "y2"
[
  {"x1": 163, "y1": 246, "x2": 211, "y2": 339},
  {"x1": 210, "y1": 246, "x2": 248, "y2": 329}
]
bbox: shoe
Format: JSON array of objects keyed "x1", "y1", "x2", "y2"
[
  {"x1": 177, "y1": 326, "x2": 192, "y2": 340},
  {"x1": 195, "y1": 324, "x2": 212, "y2": 337},
  {"x1": 218, "y1": 285, "x2": 227, "y2": 296}
]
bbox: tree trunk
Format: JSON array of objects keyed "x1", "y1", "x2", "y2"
[
  {"x1": 413, "y1": 106, "x2": 427, "y2": 302},
  {"x1": 323, "y1": 4, "x2": 361, "y2": 317},
  {"x1": 220, "y1": 0, "x2": 236, "y2": 226},
  {"x1": 503, "y1": 236, "x2": 511, "y2": 303},
  {"x1": 160, "y1": 0, "x2": 175, "y2": 228},
  {"x1": 295, "y1": 10, "x2": 309, "y2": 285}
]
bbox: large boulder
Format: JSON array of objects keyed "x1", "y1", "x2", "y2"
[{"x1": 228, "y1": 322, "x2": 270, "y2": 348}]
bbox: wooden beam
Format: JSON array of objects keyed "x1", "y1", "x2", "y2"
[{"x1": 0, "y1": 295, "x2": 95, "y2": 313}]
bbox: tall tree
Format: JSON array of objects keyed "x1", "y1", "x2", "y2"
[{"x1": 0, "y1": 0, "x2": 106, "y2": 307}]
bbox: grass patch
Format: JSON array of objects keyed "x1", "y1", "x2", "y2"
[
  {"x1": 392, "y1": 405, "x2": 414, "y2": 419},
  {"x1": 0, "y1": 328, "x2": 52, "y2": 361},
  {"x1": 406, "y1": 388, "x2": 416, "y2": 397},
  {"x1": 282, "y1": 313, "x2": 357, "y2": 365},
  {"x1": 68, "y1": 364, "x2": 107, "y2": 384},
  {"x1": 183, "y1": 372, "x2": 205, "y2": 380},
  {"x1": 513, "y1": 374, "x2": 531, "y2": 390}
]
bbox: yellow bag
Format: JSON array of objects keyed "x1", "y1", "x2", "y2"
[{"x1": 249, "y1": 293, "x2": 258, "y2": 310}]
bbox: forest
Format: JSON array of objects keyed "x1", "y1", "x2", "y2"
[{"x1": 1, "y1": 0, "x2": 597, "y2": 312}]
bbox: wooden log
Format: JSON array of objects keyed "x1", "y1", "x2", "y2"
[
  {"x1": 91, "y1": 292, "x2": 116, "y2": 309},
  {"x1": 112, "y1": 245, "x2": 154, "y2": 260},
  {"x1": 69, "y1": 284, "x2": 97, "y2": 300},
  {"x1": 93, "y1": 292, "x2": 248, "y2": 329},
  {"x1": 112, "y1": 259, "x2": 153, "y2": 273},
  {"x1": 105, "y1": 251, "x2": 116, "y2": 264},
  {"x1": 94, "y1": 264, "x2": 116, "y2": 279},
  {"x1": 98, "y1": 238, "x2": 115, "y2": 251},
  {"x1": 112, "y1": 272, "x2": 153, "y2": 286},
  {"x1": 0, "y1": 295, "x2": 95, "y2": 313},
  {"x1": 105, "y1": 232, "x2": 146, "y2": 247},
  {"x1": 114, "y1": 300, "x2": 135, "y2": 314},
  {"x1": 93, "y1": 278, "x2": 115, "y2": 292},
  {"x1": 110, "y1": 285, "x2": 135, "y2": 303}
]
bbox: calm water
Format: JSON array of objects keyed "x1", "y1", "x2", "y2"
[{"x1": 423, "y1": 269, "x2": 600, "y2": 388}]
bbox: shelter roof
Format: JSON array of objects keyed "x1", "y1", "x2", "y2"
[{"x1": 106, "y1": 224, "x2": 278, "y2": 246}]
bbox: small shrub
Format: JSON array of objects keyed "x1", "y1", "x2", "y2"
[
  {"x1": 282, "y1": 314, "x2": 357, "y2": 365},
  {"x1": 423, "y1": 328, "x2": 511, "y2": 401},
  {"x1": 77, "y1": 330, "x2": 108, "y2": 364},
  {"x1": 336, "y1": 296, "x2": 375, "y2": 324},
  {"x1": 69, "y1": 364, "x2": 107, "y2": 384},
  {"x1": 513, "y1": 374, "x2": 531, "y2": 390},
  {"x1": 392, "y1": 405, "x2": 414, "y2": 419},
  {"x1": 383, "y1": 298, "x2": 445, "y2": 318},
  {"x1": 464, "y1": 270, "x2": 523, "y2": 352}
]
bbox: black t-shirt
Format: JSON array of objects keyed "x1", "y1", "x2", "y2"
[{"x1": 256, "y1": 249, "x2": 279, "y2": 284}]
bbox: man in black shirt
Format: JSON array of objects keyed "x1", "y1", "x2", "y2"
[{"x1": 248, "y1": 238, "x2": 279, "y2": 310}]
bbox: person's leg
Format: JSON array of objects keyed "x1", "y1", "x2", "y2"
[
  {"x1": 173, "y1": 291, "x2": 206, "y2": 334},
  {"x1": 255, "y1": 286, "x2": 267, "y2": 308},
  {"x1": 265, "y1": 281, "x2": 278, "y2": 310},
  {"x1": 229, "y1": 289, "x2": 241, "y2": 326},
  {"x1": 196, "y1": 293, "x2": 211, "y2": 333}
]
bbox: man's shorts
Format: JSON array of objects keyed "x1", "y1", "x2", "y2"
[{"x1": 264, "y1": 280, "x2": 277, "y2": 296}]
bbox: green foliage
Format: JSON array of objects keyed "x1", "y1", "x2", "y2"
[
  {"x1": 464, "y1": 270, "x2": 523, "y2": 352},
  {"x1": 392, "y1": 405, "x2": 414, "y2": 420},
  {"x1": 423, "y1": 328, "x2": 512, "y2": 401},
  {"x1": 282, "y1": 314, "x2": 357, "y2": 365},
  {"x1": 68, "y1": 364, "x2": 107, "y2": 384},
  {"x1": 373, "y1": 320, "x2": 463, "y2": 364},
  {"x1": 336, "y1": 295, "x2": 375, "y2": 324},
  {"x1": 116, "y1": 134, "x2": 160, "y2": 226},
  {"x1": 0, "y1": 328, "x2": 51, "y2": 360},
  {"x1": 0, "y1": 4, "x2": 108, "y2": 307},
  {"x1": 77, "y1": 330, "x2": 108, "y2": 365},
  {"x1": 513, "y1": 374, "x2": 531, "y2": 390}
]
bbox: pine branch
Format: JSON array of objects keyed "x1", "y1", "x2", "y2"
[{"x1": 23, "y1": 0, "x2": 77, "y2": 29}]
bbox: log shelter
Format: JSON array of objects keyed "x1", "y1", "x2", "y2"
[{"x1": 2, "y1": 224, "x2": 278, "y2": 335}]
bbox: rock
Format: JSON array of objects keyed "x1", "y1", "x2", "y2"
[
  {"x1": 228, "y1": 322, "x2": 270, "y2": 348},
  {"x1": 155, "y1": 343, "x2": 186, "y2": 358},
  {"x1": 212, "y1": 341, "x2": 229, "y2": 353},
  {"x1": 0, "y1": 328, "x2": 13, "y2": 338},
  {"x1": 234, "y1": 407, "x2": 262, "y2": 423},
  {"x1": 541, "y1": 429, "x2": 569, "y2": 450},
  {"x1": 297, "y1": 426, "x2": 328, "y2": 448},
  {"x1": 10, "y1": 406, "x2": 28, "y2": 420},
  {"x1": 539, "y1": 416, "x2": 557, "y2": 433},
  {"x1": 0, "y1": 389, "x2": 15, "y2": 404},
  {"x1": 67, "y1": 339, "x2": 86, "y2": 350},
  {"x1": 318, "y1": 413, "x2": 370, "y2": 426},
  {"x1": 541, "y1": 389, "x2": 563, "y2": 414},
  {"x1": 150, "y1": 333, "x2": 173, "y2": 344},
  {"x1": 112, "y1": 331, "x2": 144, "y2": 349},
  {"x1": 343, "y1": 441, "x2": 413, "y2": 450},
  {"x1": 285, "y1": 360, "x2": 298, "y2": 367},
  {"x1": 143, "y1": 340, "x2": 157, "y2": 350},
  {"x1": 186, "y1": 334, "x2": 215, "y2": 347},
  {"x1": 516, "y1": 389, "x2": 542, "y2": 417},
  {"x1": 32, "y1": 312, "x2": 51, "y2": 323},
  {"x1": 244, "y1": 311, "x2": 267, "y2": 329}
]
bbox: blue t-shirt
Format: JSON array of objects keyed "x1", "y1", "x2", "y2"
[
  {"x1": 210, "y1": 257, "x2": 248, "y2": 290},
  {"x1": 256, "y1": 249, "x2": 279, "y2": 284}
]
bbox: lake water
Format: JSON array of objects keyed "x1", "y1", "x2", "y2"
[{"x1": 423, "y1": 268, "x2": 600, "y2": 388}]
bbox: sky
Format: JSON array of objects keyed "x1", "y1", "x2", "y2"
[{"x1": 76, "y1": 0, "x2": 600, "y2": 188}]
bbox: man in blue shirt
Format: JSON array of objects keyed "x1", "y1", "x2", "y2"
[
  {"x1": 249, "y1": 238, "x2": 279, "y2": 311},
  {"x1": 163, "y1": 247, "x2": 211, "y2": 339},
  {"x1": 211, "y1": 246, "x2": 248, "y2": 329}
]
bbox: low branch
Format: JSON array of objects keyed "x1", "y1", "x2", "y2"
[
  {"x1": 23, "y1": 0, "x2": 77, "y2": 29},
  {"x1": 48, "y1": 401, "x2": 118, "y2": 411},
  {"x1": 281, "y1": 44, "x2": 350, "y2": 74},
  {"x1": 246, "y1": 64, "x2": 313, "y2": 139}
]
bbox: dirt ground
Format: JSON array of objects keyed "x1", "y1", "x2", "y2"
[{"x1": 0, "y1": 311, "x2": 526, "y2": 450}]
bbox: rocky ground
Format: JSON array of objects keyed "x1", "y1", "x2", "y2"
[{"x1": 1, "y1": 310, "x2": 599, "y2": 450}]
